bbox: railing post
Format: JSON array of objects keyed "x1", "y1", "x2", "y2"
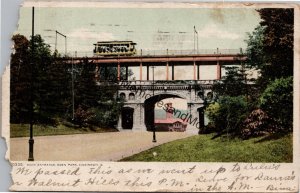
[
  {"x1": 193, "y1": 60, "x2": 196, "y2": 80},
  {"x1": 217, "y1": 60, "x2": 221, "y2": 80}
]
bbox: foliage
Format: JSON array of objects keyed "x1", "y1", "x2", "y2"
[
  {"x1": 245, "y1": 9, "x2": 294, "y2": 89},
  {"x1": 205, "y1": 96, "x2": 249, "y2": 136},
  {"x1": 121, "y1": 133, "x2": 292, "y2": 162},
  {"x1": 10, "y1": 34, "x2": 31, "y2": 123},
  {"x1": 241, "y1": 109, "x2": 280, "y2": 139},
  {"x1": 259, "y1": 76, "x2": 293, "y2": 131},
  {"x1": 10, "y1": 34, "x2": 124, "y2": 130},
  {"x1": 245, "y1": 25, "x2": 267, "y2": 70},
  {"x1": 213, "y1": 66, "x2": 248, "y2": 97}
]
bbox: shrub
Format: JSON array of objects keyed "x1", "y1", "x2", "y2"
[
  {"x1": 205, "y1": 96, "x2": 249, "y2": 136},
  {"x1": 241, "y1": 109, "x2": 281, "y2": 139},
  {"x1": 259, "y1": 76, "x2": 293, "y2": 131}
]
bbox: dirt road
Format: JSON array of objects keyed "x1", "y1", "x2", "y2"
[{"x1": 10, "y1": 131, "x2": 193, "y2": 161}]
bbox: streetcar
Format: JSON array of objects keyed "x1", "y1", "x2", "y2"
[{"x1": 93, "y1": 41, "x2": 137, "y2": 56}]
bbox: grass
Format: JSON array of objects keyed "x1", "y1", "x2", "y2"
[
  {"x1": 121, "y1": 133, "x2": 293, "y2": 162},
  {"x1": 10, "y1": 123, "x2": 118, "y2": 138}
]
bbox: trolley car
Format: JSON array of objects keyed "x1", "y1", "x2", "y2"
[{"x1": 93, "y1": 41, "x2": 137, "y2": 56}]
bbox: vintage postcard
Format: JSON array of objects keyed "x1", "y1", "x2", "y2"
[{"x1": 2, "y1": 0, "x2": 300, "y2": 191}]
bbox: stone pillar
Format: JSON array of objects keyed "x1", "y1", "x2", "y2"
[
  {"x1": 186, "y1": 103, "x2": 203, "y2": 134},
  {"x1": 132, "y1": 103, "x2": 146, "y2": 131},
  {"x1": 117, "y1": 114, "x2": 122, "y2": 131}
]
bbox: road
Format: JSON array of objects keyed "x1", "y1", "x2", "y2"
[{"x1": 10, "y1": 131, "x2": 194, "y2": 161}]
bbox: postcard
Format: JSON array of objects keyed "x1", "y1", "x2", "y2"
[{"x1": 2, "y1": 1, "x2": 299, "y2": 191}]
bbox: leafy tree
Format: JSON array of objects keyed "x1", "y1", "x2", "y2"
[
  {"x1": 10, "y1": 34, "x2": 31, "y2": 123},
  {"x1": 245, "y1": 9, "x2": 294, "y2": 88},
  {"x1": 213, "y1": 66, "x2": 248, "y2": 97},
  {"x1": 258, "y1": 8, "x2": 294, "y2": 79},
  {"x1": 259, "y1": 76, "x2": 293, "y2": 131},
  {"x1": 245, "y1": 25, "x2": 267, "y2": 70}
]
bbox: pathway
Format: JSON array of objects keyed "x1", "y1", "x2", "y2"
[{"x1": 10, "y1": 131, "x2": 194, "y2": 161}]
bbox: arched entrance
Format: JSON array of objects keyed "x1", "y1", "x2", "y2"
[
  {"x1": 144, "y1": 94, "x2": 186, "y2": 131},
  {"x1": 121, "y1": 107, "x2": 134, "y2": 129},
  {"x1": 198, "y1": 107, "x2": 205, "y2": 129}
]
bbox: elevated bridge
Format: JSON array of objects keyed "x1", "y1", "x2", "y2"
[
  {"x1": 60, "y1": 50, "x2": 246, "y2": 132},
  {"x1": 61, "y1": 50, "x2": 246, "y2": 81}
]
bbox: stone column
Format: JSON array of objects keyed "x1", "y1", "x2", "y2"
[
  {"x1": 132, "y1": 103, "x2": 146, "y2": 131},
  {"x1": 117, "y1": 114, "x2": 122, "y2": 131},
  {"x1": 185, "y1": 103, "x2": 203, "y2": 134}
]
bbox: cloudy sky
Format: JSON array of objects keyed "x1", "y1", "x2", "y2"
[{"x1": 18, "y1": 3, "x2": 260, "y2": 53}]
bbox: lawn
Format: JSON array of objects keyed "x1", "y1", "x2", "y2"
[
  {"x1": 10, "y1": 123, "x2": 117, "y2": 138},
  {"x1": 121, "y1": 133, "x2": 293, "y2": 162}
]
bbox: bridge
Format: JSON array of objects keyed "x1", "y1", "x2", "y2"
[
  {"x1": 117, "y1": 80, "x2": 216, "y2": 133},
  {"x1": 61, "y1": 50, "x2": 246, "y2": 133}
]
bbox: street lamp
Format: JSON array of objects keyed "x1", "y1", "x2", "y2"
[
  {"x1": 28, "y1": 6, "x2": 35, "y2": 161},
  {"x1": 151, "y1": 66, "x2": 157, "y2": 143}
]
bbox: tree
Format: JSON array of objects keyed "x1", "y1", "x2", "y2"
[
  {"x1": 11, "y1": 34, "x2": 72, "y2": 125},
  {"x1": 245, "y1": 25, "x2": 267, "y2": 70},
  {"x1": 10, "y1": 34, "x2": 31, "y2": 123},
  {"x1": 258, "y1": 8, "x2": 294, "y2": 79},
  {"x1": 245, "y1": 9, "x2": 294, "y2": 87},
  {"x1": 213, "y1": 66, "x2": 248, "y2": 97}
]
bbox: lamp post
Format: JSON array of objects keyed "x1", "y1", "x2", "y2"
[
  {"x1": 55, "y1": 30, "x2": 67, "y2": 56},
  {"x1": 151, "y1": 66, "x2": 157, "y2": 143},
  {"x1": 28, "y1": 6, "x2": 35, "y2": 161}
]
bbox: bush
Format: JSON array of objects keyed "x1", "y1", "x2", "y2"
[
  {"x1": 241, "y1": 109, "x2": 281, "y2": 139},
  {"x1": 205, "y1": 96, "x2": 249, "y2": 136},
  {"x1": 259, "y1": 76, "x2": 293, "y2": 131}
]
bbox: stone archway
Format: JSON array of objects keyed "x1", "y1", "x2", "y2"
[{"x1": 144, "y1": 94, "x2": 186, "y2": 131}]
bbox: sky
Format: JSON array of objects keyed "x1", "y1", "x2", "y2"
[{"x1": 16, "y1": 2, "x2": 261, "y2": 110}]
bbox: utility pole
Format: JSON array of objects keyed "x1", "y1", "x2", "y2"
[
  {"x1": 151, "y1": 66, "x2": 156, "y2": 143},
  {"x1": 71, "y1": 55, "x2": 75, "y2": 120},
  {"x1": 194, "y1": 26, "x2": 198, "y2": 54},
  {"x1": 55, "y1": 30, "x2": 67, "y2": 56},
  {"x1": 28, "y1": 6, "x2": 35, "y2": 161}
]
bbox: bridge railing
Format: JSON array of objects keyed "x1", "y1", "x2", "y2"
[
  {"x1": 118, "y1": 80, "x2": 218, "y2": 86},
  {"x1": 137, "y1": 48, "x2": 243, "y2": 56},
  {"x1": 64, "y1": 48, "x2": 244, "y2": 58}
]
